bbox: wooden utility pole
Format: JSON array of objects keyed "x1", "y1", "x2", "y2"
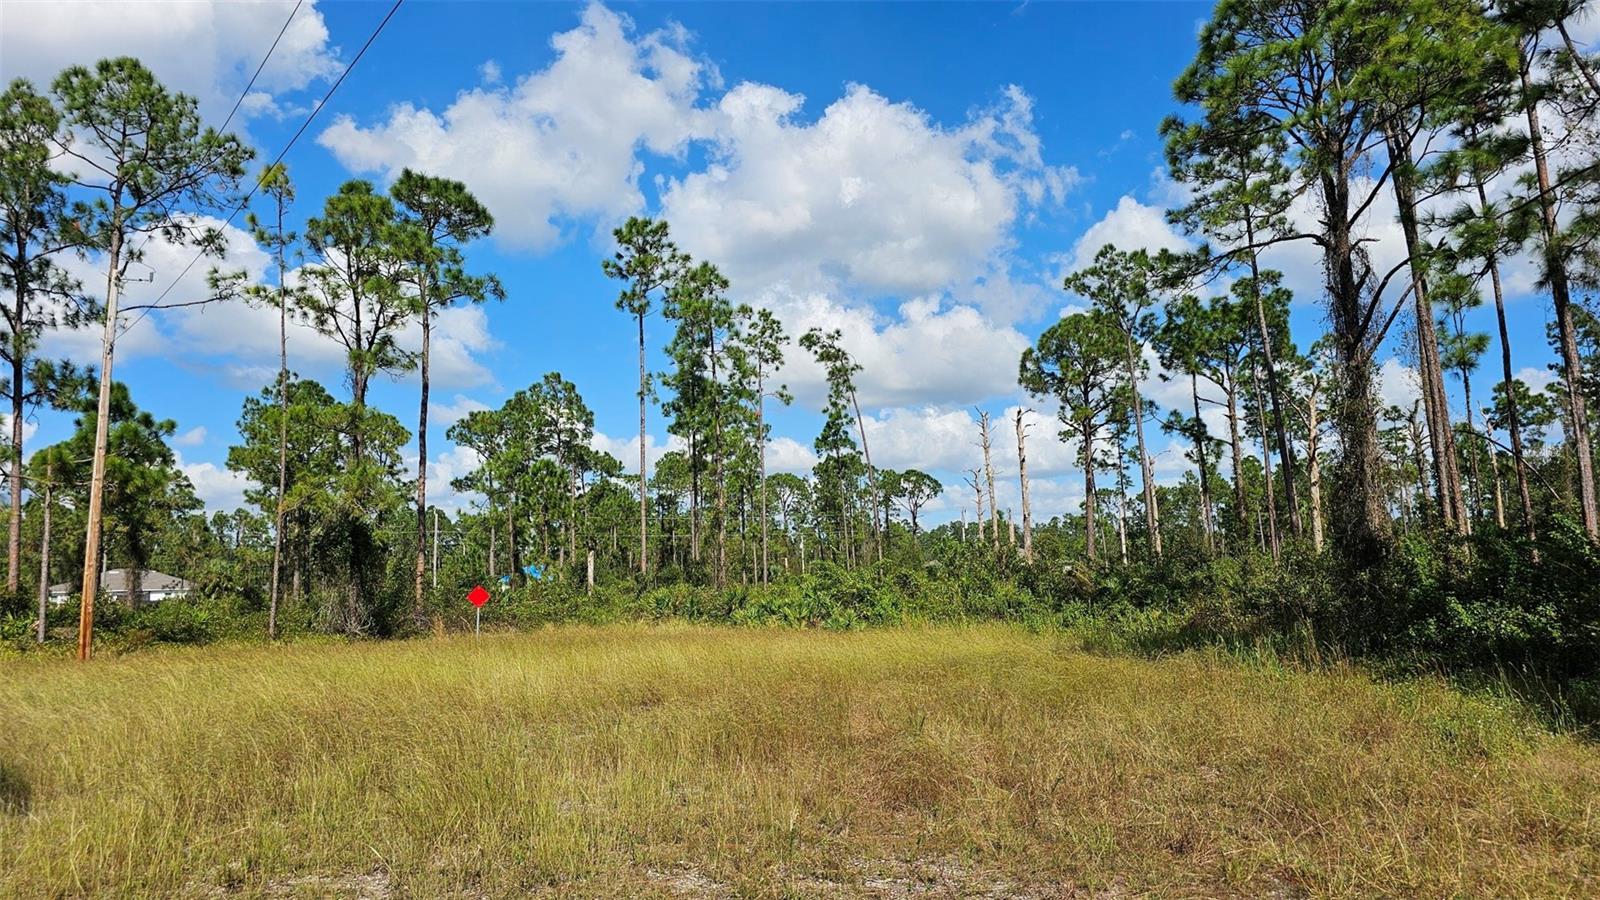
[
  {"x1": 978, "y1": 410, "x2": 998, "y2": 551},
  {"x1": 1014, "y1": 409, "x2": 1033, "y2": 562},
  {"x1": 78, "y1": 226, "x2": 122, "y2": 662}
]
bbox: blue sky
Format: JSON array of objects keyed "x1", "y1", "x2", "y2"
[{"x1": 0, "y1": 1, "x2": 1573, "y2": 523}]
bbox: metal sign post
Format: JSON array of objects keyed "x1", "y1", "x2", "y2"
[{"x1": 467, "y1": 584, "x2": 489, "y2": 639}]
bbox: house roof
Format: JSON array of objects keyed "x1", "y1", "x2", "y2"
[{"x1": 49, "y1": 568, "x2": 192, "y2": 595}]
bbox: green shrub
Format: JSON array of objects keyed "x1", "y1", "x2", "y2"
[
  {"x1": 130, "y1": 598, "x2": 225, "y2": 645},
  {"x1": 0, "y1": 613, "x2": 35, "y2": 648}
]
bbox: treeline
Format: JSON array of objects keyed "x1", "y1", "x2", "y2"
[{"x1": 1010, "y1": 0, "x2": 1600, "y2": 672}]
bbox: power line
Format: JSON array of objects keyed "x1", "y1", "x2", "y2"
[
  {"x1": 119, "y1": 0, "x2": 305, "y2": 291},
  {"x1": 222, "y1": 0, "x2": 306, "y2": 134},
  {"x1": 116, "y1": 0, "x2": 405, "y2": 339}
]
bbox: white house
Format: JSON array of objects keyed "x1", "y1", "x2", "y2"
[{"x1": 48, "y1": 569, "x2": 194, "y2": 606}]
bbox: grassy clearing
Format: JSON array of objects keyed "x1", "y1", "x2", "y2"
[{"x1": 1, "y1": 625, "x2": 1596, "y2": 897}]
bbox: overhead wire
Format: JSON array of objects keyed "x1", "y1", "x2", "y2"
[
  {"x1": 118, "y1": 1, "x2": 306, "y2": 291},
  {"x1": 116, "y1": 0, "x2": 405, "y2": 340}
]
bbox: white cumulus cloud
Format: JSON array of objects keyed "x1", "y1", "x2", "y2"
[
  {"x1": 0, "y1": 0, "x2": 340, "y2": 127},
  {"x1": 318, "y1": 2, "x2": 709, "y2": 249},
  {"x1": 664, "y1": 81, "x2": 1075, "y2": 303}
]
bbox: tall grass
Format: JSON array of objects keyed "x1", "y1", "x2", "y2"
[{"x1": 2, "y1": 625, "x2": 1596, "y2": 896}]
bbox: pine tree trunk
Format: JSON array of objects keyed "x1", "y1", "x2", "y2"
[
  {"x1": 1523, "y1": 61, "x2": 1597, "y2": 540},
  {"x1": 414, "y1": 308, "x2": 431, "y2": 627},
  {"x1": 1244, "y1": 232, "x2": 1302, "y2": 536},
  {"x1": 1556, "y1": 19, "x2": 1600, "y2": 100},
  {"x1": 1480, "y1": 190, "x2": 1537, "y2": 546},
  {"x1": 269, "y1": 197, "x2": 289, "y2": 642},
  {"x1": 1390, "y1": 128, "x2": 1469, "y2": 535},
  {"x1": 1251, "y1": 362, "x2": 1281, "y2": 560},
  {"x1": 1307, "y1": 400, "x2": 1324, "y2": 554},
  {"x1": 1124, "y1": 337, "x2": 1162, "y2": 556},
  {"x1": 1190, "y1": 374, "x2": 1215, "y2": 554},
  {"x1": 1116, "y1": 478, "x2": 1128, "y2": 566},
  {"x1": 849, "y1": 389, "x2": 882, "y2": 564},
  {"x1": 1082, "y1": 424, "x2": 1098, "y2": 563},
  {"x1": 712, "y1": 338, "x2": 727, "y2": 587},
  {"x1": 1410, "y1": 405, "x2": 1431, "y2": 525},
  {"x1": 758, "y1": 374, "x2": 769, "y2": 585},
  {"x1": 638, "y1": 313, "x2": 650, "y2": 575},
  {"x1": 8, "y1": 287, "x2": 23, "y2": 594},
  {"x1": 509, "y1": 501, "x2": 520, "y2": 585},
  {"x1": 1225, "y1": 376, "x2": 1248, "y2": 535},
  {"x1": 689, "y1": 432, "x2": 699, "y2": 564},
  {"x1": 35, "y1": 464, "x2": 50, "y2": 644},
  {"x1": 1463, "y1": 376, "x2": 1482, "y2": 526},
  {"x1": 1321, "y1": 168, "x2": 1390, "y2": 564},
  {"x1": 346, "y1": 282, "x2": 371, "y2": 635},
  {"x1": 840, "y1": 461, "x2": 853, "y2": 567}
]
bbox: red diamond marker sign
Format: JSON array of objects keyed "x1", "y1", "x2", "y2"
[{"x1": 467, "y1": 585, "x2": 490, "y2": 608}]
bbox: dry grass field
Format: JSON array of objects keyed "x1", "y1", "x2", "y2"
[{"x1": 2, "y1": 625, "x2": 1597, "y2": 897}]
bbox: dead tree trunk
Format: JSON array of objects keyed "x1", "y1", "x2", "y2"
[
  {"x1": 966, "y1": 469, "x2": 985, "y2": 545},
  {"x1": 1015, "y1": 409, "x2": 1033, "y2": 562},
  {"x1": 978, "y1": 410, "x2": 998, "y2": 551}
]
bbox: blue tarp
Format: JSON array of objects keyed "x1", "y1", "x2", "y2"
[{"x1": 496, "y1": 567, "x2": 543, "y2": 585}]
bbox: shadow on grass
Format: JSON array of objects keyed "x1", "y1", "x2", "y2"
[
  {"x1": 0, "y1": 759, "x2": 29, "y2": 815},
  {"x1": 1073, "y1": 613, "x2": 1600, "y2": 742}
]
